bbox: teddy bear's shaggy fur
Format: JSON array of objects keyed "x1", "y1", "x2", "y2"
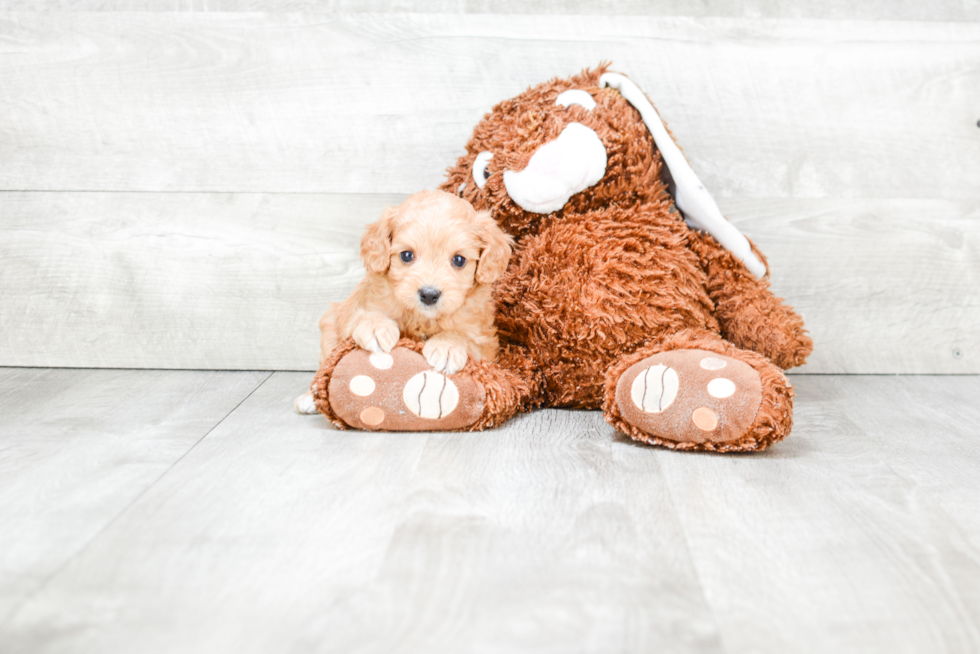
[{"x1": 313, "y1": 64, "x2": 812, "y2": 452}]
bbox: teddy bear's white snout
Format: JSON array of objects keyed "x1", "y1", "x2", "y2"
[{"x1": 502, "y1": 122, "x2": 607, "y2": 215}]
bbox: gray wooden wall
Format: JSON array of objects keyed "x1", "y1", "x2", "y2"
[{"x1": 1, "y1": 4, "x2": 978, "y2": 373}]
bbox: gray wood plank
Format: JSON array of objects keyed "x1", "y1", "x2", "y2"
[
  {"x1": 1, "y1": 1, "x2": 978, "y2": 21},
  {"x1": 736, "y1": 198, "x2": 980, "y2": 375},
  {"x1": 0, "y1": 191, "x2": 402, "y2": 370},
  {"x1": 0, "y1": 14, "x2": 977, "y2": 198},
  {"x1": 4, "y1": 373, "x2": 980, "y2": 652},
  {"x1": 657, "y1": 374, "x2": 980, "y2": 654},
  {"x1": 0, "y1": 367, "x2": 269, "y2": 627},
  {"x1": 2, "y1": 191, "x2": 976, "y2": 373},
  {"x1": 0, "y1": 371, "x2": 725, "y2": 654}
]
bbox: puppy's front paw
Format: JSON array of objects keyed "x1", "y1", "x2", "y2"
[
  {"x1": 352, "y1": 316, "x2": 400, "y2": 353},
  {"x1": 423, "y1": 338, "x2": 468, "y2": 375},
  {"x1": 294, "y1": 391, "x2": 318, "y2": 415}
]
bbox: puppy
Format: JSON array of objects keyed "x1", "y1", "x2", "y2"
[{"x1": 295, "y1": 190, "x2": 512, "y2": 414}]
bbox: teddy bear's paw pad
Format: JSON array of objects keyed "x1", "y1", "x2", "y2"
[
  {"x1": 616, "y1": 349, "x2": 763, "y2": 446},
  {"x1": 327, "y1": 347, "x2": 485, "y2": 431}
]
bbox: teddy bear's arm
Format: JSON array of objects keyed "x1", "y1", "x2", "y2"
[{"x1": 688, "y1": 230, "x2": 813, "y2": 370}]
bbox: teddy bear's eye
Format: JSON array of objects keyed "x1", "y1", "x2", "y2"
[
  {"x1": 473, "y1": 151, "x2": 494, "y2": 189},
  {"x1": 555, "y1": 89, "x2": 597, "y2": 111},
  {"x1": 451, "y1": 254, "x2": 466, "y2": 268},
  {"x1": 400, "y1": 250, "x2": 414, "y2": 263}
]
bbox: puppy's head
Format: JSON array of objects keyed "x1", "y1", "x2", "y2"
[{"x1": 361, "y1": 190, "x2": 512, "y2": 317}]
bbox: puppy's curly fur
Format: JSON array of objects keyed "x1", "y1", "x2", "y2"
[
  {"x1": 296, "y1": 190, "x2": 511, "y2": 414},
  {"x1": 324, "y1": 189, "x2": 511, "y2": 371}
]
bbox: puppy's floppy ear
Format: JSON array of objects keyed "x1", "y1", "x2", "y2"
[
  {"x1": 474, "y1": 210, "x2": 513, "y2": 285},
  {"x1": 361, "y1": 207, "x2": 396, "y2": 274}
]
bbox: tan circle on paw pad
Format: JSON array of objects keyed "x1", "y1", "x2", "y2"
[
  {"x1": 403, "y1": 371, "x2": 459, "y2": 419},
  {"x1": 700, "y1": 357, "x2": 727, "y2": 370},
  {"x1": 707, "y1": 378, "x2": 736, "y2": 398},
  {"x1": 630, "y1": 364, "x2": 679, "y2": 414},
  {"x1": 359, "y1": 406, "x2": 385, "y2": 426},
  {"x1": 692, "y1": 407, "x2": 718, "y2": 431},
  {"x1": 349, "y1": 375, "x2": 376, "y2": 397},
  {"x1": 369, "y1": 353, "x2": 394, "y2": 370}
]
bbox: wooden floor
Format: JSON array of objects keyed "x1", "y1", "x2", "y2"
[
  {"x1": 0, "y1": 369, "x2": 977, "y2": 653},
  {"x1": 1, "y1": 2, "x2": 977, "y2": 652}
]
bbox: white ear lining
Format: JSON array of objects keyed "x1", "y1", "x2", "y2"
[
  {"x1": 473, "y1": 151, "x2": 494, "y2": 189},
  {"x1": 556, "y1": 89, "x2": 597, "y2": 111},
  {"x1": 599, "y1": 72, "x2": 767, "y2": 278}
]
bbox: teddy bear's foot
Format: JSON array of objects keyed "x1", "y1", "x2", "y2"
[
  {"x1": 608, "y1": 347, "x2": 793, "y2": 452},
  {"x1": 320, "y1": 346, "x2": 486, "y2": 431}
]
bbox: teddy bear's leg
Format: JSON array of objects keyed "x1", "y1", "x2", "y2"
[
  {"x1": 686, "y1": 230, "x2": 813, "y2": 370},
  {"x1": 602, "y1": 329, "x2": 795, "y2": 452},
  {"x1": 311, "y1": 338, "x2": 538, "y2": 432}
]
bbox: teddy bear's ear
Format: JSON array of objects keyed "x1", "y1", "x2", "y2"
[
  {"x1": 360, "y1": 206, "x2": 396, "y2": 274},
  {"x1": 600, "y1": 72, "x2": 767, "y2": 279},
  {"x1": 474, "y1": 210, "x2": 513, "y2": 285}
]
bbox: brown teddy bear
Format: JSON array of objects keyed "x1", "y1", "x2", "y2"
[{"x1": 313, "y1": 64, "x2": 812, "y2": 452}]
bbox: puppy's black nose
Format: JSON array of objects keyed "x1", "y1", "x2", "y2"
[{"x1": 418, "y1": 287, "x2": 441, "y2": 306}]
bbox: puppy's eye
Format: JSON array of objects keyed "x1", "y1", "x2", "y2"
[
  {"x1": 473, "y1": 151, "x2": 493, "y2": 190},
  {"x1": 555, "y1": 89, "x2": 597, "y2": 111},
  {"x1": 451, "y1": 254, "x2": 466, "y2": 268},
  {"x1": 399, "y1": 250, "x2": 414, "y2": 263}
]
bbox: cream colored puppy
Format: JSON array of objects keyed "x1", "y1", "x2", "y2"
[{"x1": 296, "y1": 190, "x2": 512, "y2": 414}]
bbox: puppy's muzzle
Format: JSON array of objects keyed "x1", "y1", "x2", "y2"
[{"x1": 418, "y1": 287, "x2": 441, "y2": 306}]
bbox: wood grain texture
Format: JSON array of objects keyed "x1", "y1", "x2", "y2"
[
  {"x1": 0, "y1": 192, "x2": 401, "y2": 370},
  {"x1": 734, "y1": 198, "x2": 980, "y2": 374},
  {"x1": 0, "y1": 367, "x2": 269, "y2": 626},
  {"x1": 0, "y1": 371, "x2": 724, "y2": 654},
  {"x1": 2, "y1": 192, "x2": 976, "y2": 373},
  {"x1": 2, "y1": 371, "x2": 979, "y2": 652},
  {"x1": 2, "y1": 0, "x2": 979, "y2": 20},
  {"x1": 0, "y1": 14, "x2": 978, "y2": 198},
  {"x1": 0, "y1": 12, "x2": 977, "y2": 373},
  {"x1": 656, "y1": 374, "x2": 980, "y2": 653}
]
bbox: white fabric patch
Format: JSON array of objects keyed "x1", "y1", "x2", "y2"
[
  {"x1": 473, "y1": 151, "x2": 494, "y2": 189},
  {"x1": 600, "y1": 73, "x2": 767, "y2": 278},
  {"x1": 502, "y1": 123, "x2": 607, "y2": 214},
  {"x1": 700, "y1": 356, "x2": 728, "y2": 370},
  {"x1": 630, "y1": 364, "x2": 679, "y2": 414},
  {"x1": 403, "y1": 371, "x2": 459, "y2": 419},
  {"x1": 555, "y1": 89, "x2": 597, "y2": 111},
  {"x1": 349, "y1": 375, "x2": 376, "y2": 397},
  {"x1": 707, "y1": 377, "x2": 736, "y2": 399},
  {"x1": 369, "y1": 352, "x2": 393, "y2": 370}
]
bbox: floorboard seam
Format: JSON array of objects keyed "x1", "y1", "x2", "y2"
[
  {"x1": 0, "y1": 371, "x2": 275, "y2": 630},
  {"x1": 4, "y1": 368, "x2": 978, "y2": 377},
  {"x1": 653, "y1": 455, "x2": 732, "y2": 654}
]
